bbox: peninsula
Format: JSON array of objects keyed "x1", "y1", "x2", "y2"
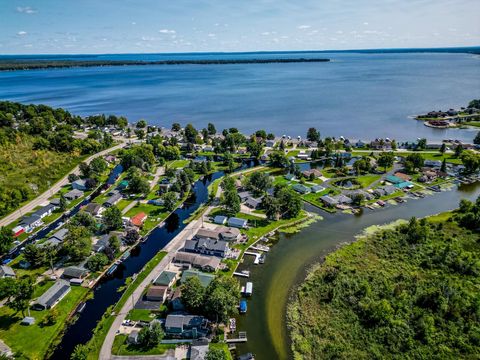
[{"x1": 0, "y1": 57, "x2": 330, "y2": 71}]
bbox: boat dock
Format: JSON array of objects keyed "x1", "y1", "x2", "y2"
[
  {"x1": 244, "y1": 251, "x2": 262, "y2": 264},
  {"x1": 233, "y1": 271, "x2": 250, "y2": 278},
  {"x1": 226, "y1": 331, "x2": 248, "y2": 343}
]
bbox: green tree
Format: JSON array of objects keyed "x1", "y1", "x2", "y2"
[
  {"x1": 136, "y1": 119, "x2": 147, "y2": 128},
  {"x1": 246, "y1": 140, "x2": 263, "y2": 159},
  {"x1": 205, "y1": 348, "x2": 227, "y2": 360},
  {"x1": 205, "y1": 277, "x2": 240, "y2": 323},
  {"x1": 23, "y1": 244, "x2": 46, "y2": 268},
  {"x1": 129, "y1": 173, "x2": 150, "y2": 195},
  {"x1": 134, "y1": 129, "x2": 145, "y2": 140},
  {"x1": 0, "y1": 227, "x2": 13, "y2": 256},
  {"x1": 440, "y1": 143, "x2": 447, "y2": 154},
  {"x1": 377, "y1": 152, "x2": 395, "y2": 172},
  {"x1": 181, "y1": 276, "x2": 206, "y2": 313},
  {"x1": 221, "y1": 190, "x2": 240, "y2": 217},
  {"x1": 7, "y1": 277, "x2": 35, "y2": 316},
  {"x1": 90, "y1": 157, "x2": 107, "y2": 176},
  {"x1": 70, "y1": 344, "x2": 90, "y2": 360},
  {"x1": 246, "y1": 172, "x2": 272, "y2": 196},
  {"x1": 102, "y1": 206, "x2": 123, "y2": 231},
  {"x1": 184, "y1": 123, "x2": 198, "y2": 143},
  {"x1": 460, "y1": 150, "x2": 480, "y2": 173},
  {"x1": 64, "y1": 226, "x2": 92, "y2": 262},
  {"x1": 79, "y1": 162, "x2": 92, "y2": 178},
  {"x1": 86, "y1": 253, "x2": 109, "y2": 271},
  {"x1": 455, "y1": 144, "x2": 463, "y2": 157},
  {"x1": 307, "y1": 127, "x2": 320, "y2": 142},
  {"x1": 138, "y1": 321, "x2": 164, "y2": 348},
  {"x1": 276, "y1": 186, "x2": 302, "y2": 219},
  {"x1": 163, "y1": 191, "x2": 178, "y2": 212},
  {"x1": 108, "y1": 235, "x2": 121, "y2": 255},
  {"x1": 171, "y1": 123, "x2": 181, "y2": 131},
  {"x1": 269, "y1": 151, "x2": 289, "y2": 168},
  {"x1": 59, "y1": 193, "x2": 68, "y2": 211},
  {"x1": 416, "y1": 138, "x2": 427, "y2": 150},
  {"x1": 263, "y1": 195, "x2": 281, "y2": 220},
  {"x1": 207, "y1": 123, "x2": 216, "y2": 135},
  {"x1": 474, "y1": 132, "x2": 480, "y2": 145}
]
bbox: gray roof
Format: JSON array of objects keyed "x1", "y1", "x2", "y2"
[
  {"x1": 63, "y1": 266, "x2": 89, "y2": 279},
  {"x1": 320, "y1": 195, "x2": 338, "y2": 205},
  {"x1": 34, "y1": 204, "x2": 56, "y2": 217},
  {"x1": 213, "y1": 215, "x2": 227, "y2": 224},
  {"x1": 20, "y1": 214, "x2": 42, "y2": 226},
  {"x1": 104, "y1": 193, "x2": 122, "y2": 206},
  {"x1": 154, "y1": 271, "x2": 177, "y2": 286},
  {"x1": 0, "y1": 265, "x2": 15, "y2": 278},
  {"x1": 245, "y1": 197, "x2": 262, "y2": 208},
  {"x1": 165, "y1": 314, "x2": 204, "y2": 330},
  {"x1": 65, "y1": 189, "x2": 84, "y2": 199},
  {"x1": 34, "y1": 280, "x2": 70, "y2": 309},
  {"x1": 50, "y1": 228, "x2": 69, "y2": 242},
  {"x1": 228, "y1": 217, "x2": 248, "y2": 228},
  {"x1": 84, "y1": 202, "x2": 101, "y2": 214},
  {"x1": 196, "y1": 239, "x2": 229, "y2": 253}
]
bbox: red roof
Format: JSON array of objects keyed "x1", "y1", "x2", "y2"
[{"x1": 130, "y1": 212, "x2": 147, "y2": 227}]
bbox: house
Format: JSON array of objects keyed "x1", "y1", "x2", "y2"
[
  {"x1": 311, "y1": 185, "x2": 325, "y2": 193},
  {"x1": 33, "y1": 280, "x2": 71, "y2": 310},
  {"x1": 297, "y1": 151, "x2": 310, "y2": 160},
  {"x1": 0, "y1": 265, "x2": 15, "y2": 278},
  {"x1": 284, "y1": 173, "x2": 295, "y2": 181},
  {"x1": 130, "y1": 212, "x2": 147, "y2": 227},
  {"x1": 148, "y1": 199, "x2": 164, "y2": 206},
  {"x1": 19, "y1": 214, "x2": 43, "y2": 233},
  {"x1": 12, "y1": 225, "x2": 25, "y2": 237},
  {"x1": 145, "y1": 285, "x2": 168, "y2": 302},
  {"x1": 174, "y1": 253, "x2": 221, "y2": 272},
  {"x1": 213, "y1": 215, "x2": 227, "y2": 225},
  {"x1": 265, "y1": 140, "x2": 276, "y2": 148},
  {"x1": 93, "y1": 235, "x2": 111, "y2": 253},
  {"x1": 181, "y1": 269, "x2": 215, "y2": 287},
  {"x1": 334, "y1": 194, "x2": 353, "y2": 204},
  {"x1": 83, "y1": 203, "x2": 101, "y2": 216},
  {"x1": 245, "y1": 197, "x2": 262, "y2": 209},
  {"x1": 302, "y1": 169, "x2": 322, "y2": 179},
  {"x1": 104, "y1": 193, "x2": 122, "y2": 207},
  {"x1": 64, "y1": 189, "x2": 84, "y2": 201},
  {"x1": 127, "y1": 330, "x2": 139, "y2": 344},
  {"x1": 183, "y1": 238, "x2": 229, "y2": 258},
  {"x1": 347, "y1": 190, "x2": 374, "y2": 201},
  {"x1": 227, "y1": 217, "x2": 248, "y2": 229},
  {"x1": 118, "y1": 180, "x2": 129, "y2": 191},
  {"x1": 158, "y1": 183, "x2": 172, "y2": 193},
  {"x1": 170, "y1": 288, "x2": 184, "y2": 311},
  {"x1": 394, "y1": 172, "x2": 412, "y2": 181},
  {"x1": 50, "y1": 198, "x2": 62, "y2": 207},
  {"x1": 195, "y1": 228, "x2": 222, "y2": 241},
  {"x1": 292, "y1": 184, "x2": 311, "y2": 194},
  {"x1": 72, "y1": 179, "x2": 88, "y2": 191},
  {"x1": 49, "y1": 228, "x2": 69, "y2": 244},
  {"x1": 238, "y1": 191, "x2": 252, "y2": 202},
  {"x1": 217, "y1": 226, "x2": 241, "y2": 241},
  {"x1": 424, "y1": 160, "x2": 442, "y2": 168},
  {"x1": 62, "y1": 266, "x2": 89, "y2": 279},
  {"x1": 320, "y1": 195, "x2": 338, "y2": 207},
  {"x1": 104, "y1": 155, "x2": 117, "y2": 163},
  {"x1": 165, "y1": 314, "x2": 206, "y2": 338},
  {"x1": 385, "y1": 175, "x2": 404, "y2": 185},
  {"x1": 154, "y1": 271, "x2": 177, "y2": 287},
  {"x1": 395, "y1": 181, "x2": 414, "y2": 189},
  {"x1": 355, "y1": 140, "x2": 366, "y2": 148}
]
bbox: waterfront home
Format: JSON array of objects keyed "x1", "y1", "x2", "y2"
[
  {"x1": 284, "y1": 173, "x2": 296, "y2": 181},
  {"x1": 181, "y1": 269, "x2": 215, "y2": 287},
  {"x1": 33, "y1": 280, "x2": 71, "y2": 310},
  {"x1": 311, "y1": 185, "x2": 325, "y2": 193},
  {"x1": 154, "y1": 271, "x2": 177, "y2": 287},
  {"x1": 394, "y1": 172, "x2": 412, "y2": 181},
  {"x1": 104, "y1": 192, "x2": 122, "y2": 207},
  {"x1": 0, "y1": 265, "x2": 15, "y2": 278},
  {"x1": 145, "y1": 285, "x2": 169, "y2": 302},
  {"x1": 64, "y1": 189, "x2": 84, "y2": 201},
  {"x1": 424, "y1": 160, "x2": 442, "y2": 168},
  {"x1": 165, "y1": 314, "x2": 207, "y2": 338},
  {"x1": 228, "y1": 217, "x2": 248, "y2": 229},
  {"x1": 62, "y1": 266, "x2": 89, "y2": 279},
  {"x1": 130, "y1": 212, "x2": 147, "y2": 227},
  {"x1": 245, "y1": 196, "x2": 262, "y2": 209},
  {"x1": 395, "y1": 181, "x2": 414, "y2": 189},
  {"x1": 370, "y1": 139, "x2": 392, "y2": 150},
  {"x1": 265, "y1": 140, "x2": 276, "y2": 147},
  {"x1": 11, "y1": 225, "x2": 24, "y2": 237},
  {"x1": 72, "y1": 179, "x2": 88, "y2": 191},
  {"x1": 385, "y1": 175, "x2": 404, "y2": 185},
  {"x1": 334, "y1": 194, "x2": 353, "y2": 205},
  {"x1": 49, "y1": 228, "x2": 69, "y2": 244},
  {"x1": 238, "y1": 191, "x2": 252, "y2": 202},
  {"x1": 194, "y1": 228, "x2": 222, "y2": 241},
  {"x1": 217, "y1": 226, "x2": 241, "y2": 241},
  {"x1": 118, "y1": 180, "x2": 129, "y2": 191},
  {"x1": 292, "y1": 184, "x2": 311, "y2": 194},
  {"x1": 347, "y1": 190, "x2": 374, "y2": 201},
  {"x1": 83, "y1": 202, "x2": 101, "y2": 216},
  {"x1": 174, "y1": 252, "x2": 221, "y2": 272},
  {"x1": 183, "y1": 238, "x2": 229, "y2": 258},
  {"x1": 373, "y1": 185, "x2": 397, "y2": 197},
  {"x1": 302, "y1": 169, "x2": 322, "y2": 178},
  {"x1": 213, "y1": 215, "x2": 227, "y2": 225},
  {"x1": 320, "y1": 195, "x2": 338, "y2": 207},
  {"x1": 19, "y1": 214, "x2": 43, "y2": 233},
  {"x1": 355, "y1": 140, "x2": 367, "y2": 148},
  {"x1": 93, "y1": 235, "x2": 111, "y2": 253}
]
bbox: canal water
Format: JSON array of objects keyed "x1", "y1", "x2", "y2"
[{"x1": 235, "y1": 183, "x2": 480, "y2": 359}]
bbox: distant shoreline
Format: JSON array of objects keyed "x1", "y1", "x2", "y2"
[{"x1": 0, "y1": 58, "x2": 330, "y2": 71}]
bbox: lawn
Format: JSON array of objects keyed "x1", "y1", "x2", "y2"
[
  {"x1": 0, "y1": 135, "x2": 86, "y2": 218},
  {"x1": 209, "y1": 343, "x2": 233, "y2": 360},
  {"x1": 126, "y1": 309, "x2": 158, "y2": 322},
  {"x1": 86, "y1": 251, "x2": 168, "y2": 360},
  {"x1": 0, "y1": 285, "x2": 89, "y2": 360},
  {"x1": 356, "y1": 174, "x2": 382, "y2": 188},
  {"x1": 111, "y1": 334, "x2": 175, "y2": 356},
  {"x1": 302, "y1": 189, "x2": 339, "y2": 213},
  {"x1": 168, "y1": 159, "x2": 190, "y2": 169}
]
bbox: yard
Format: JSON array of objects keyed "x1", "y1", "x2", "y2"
[{"x1": 111, "y1": 334, "x2": 175, "y2": 356}]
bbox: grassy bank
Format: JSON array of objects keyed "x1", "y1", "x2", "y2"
[{"x1": 288, "y1": 213, "x2": 480, "y2": 359}]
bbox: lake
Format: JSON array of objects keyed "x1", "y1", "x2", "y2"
[{"x1": 0, "y1": 51, "x2": 479, "y2": 142}]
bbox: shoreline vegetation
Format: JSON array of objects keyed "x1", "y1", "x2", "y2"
[
  {"x1": 415, "y1": 99, "x2": 480, "y2": 129},
  {"x1": 288, "y1": 206, "x2": 480, "y2": 359},
  {"x1": 0, "y1": 58, "x2": 330, "y2": 71}
]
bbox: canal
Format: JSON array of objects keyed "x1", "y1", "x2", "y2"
[{"x1": 235, "y1": 182, "x2": 480, "y2": 359}]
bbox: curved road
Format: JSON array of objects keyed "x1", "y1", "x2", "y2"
[{"x1": 0, "y1": 140, "x2": 133, "y2": 228}]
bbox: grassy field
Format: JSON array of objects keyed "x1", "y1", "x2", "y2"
[
  {"x1": 209, "y1": 343, "x2": 233, "y2": 360},
  {"x1": 356, "y1": 174, "x2": 382, "y2": 188},
  {"x1": 0, "y1": 285, "x2": 89, "y2": 360},
  {"x1": 111, "y1": 334, "x2": 175, "y2": 356},
  {"x1": 0, "y1": 135, "x2": 85, "y2": 217},
  {"x1": 86, "y1": 251, "x2": 168, "y2": 360}
]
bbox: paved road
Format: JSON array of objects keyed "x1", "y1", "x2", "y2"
[{"x1": 0, "y1": 141, "x2": 131, "y2": 228}]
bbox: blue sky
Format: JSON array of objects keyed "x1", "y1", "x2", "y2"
[{"x1": 1, "y1": 0, "x2": 479, "y2": 54}]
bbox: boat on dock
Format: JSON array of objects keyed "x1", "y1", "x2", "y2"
[
  {"x1": 120, "y1": 250, "x2": 130, "y2": 262},
  {"x1": 259, "y1": 253, "x2": 266, "y2": 264},
  {"x1": 234, "y1": 270, "x2": 250, "y2": 278},
  {"x1": 76, "y1": 302, "x2": 86, "y2": 314},
  {"x1": 245, "y1": 282, "x2": 253, "y2": 296},
  {"x1": 106, "y1": 264, "x2": 118, "y2": 276}
]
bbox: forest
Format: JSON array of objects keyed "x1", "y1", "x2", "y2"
[{"x1": 288, "y1": 201, "x2": 480, "y2": 359}]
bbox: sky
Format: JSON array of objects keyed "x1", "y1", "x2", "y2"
[{"x1": 1, "y1": 0, "x2": 479, "y2": 54}]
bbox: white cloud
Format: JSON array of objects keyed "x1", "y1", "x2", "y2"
[
  {"x1": 131, "y1": 22, "x2": 136, "y2": 25},
  {"x1": 159, "y1": 29, "x2": 176, "y2": 34},
  {"x1": 261, "y1": 32, "x2": 270, "y2": 36},
  {"x1": 298, "y1": 25, "x2": 311, "y2": 30},
  {"x1": 363, "y1": 22, "x2": 369, "y2": 26},
  {"x1": 207, "y1": 33, "x2": 216, "y2": 37},
  {"x1": 16, "y1": 6, "x2": 37, "y2": 14},
  {"x1": 17, "y1": 31, "x2": 27, "y2": 36}
]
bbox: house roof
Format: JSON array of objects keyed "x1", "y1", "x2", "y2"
[
  {"x1": 84, "y1": 202, "x2": 101, "y2": 215},
  {"x1": 50, "y1": 228, "x2": 69, "y2": 242},
  {"x1": 320, "y1": 195, "x2": 338, "y2": 205},
  {"x1": 20, "y1": 214, "x2": 42, "y2": 226},
  {"x1": 62, "y1": 266, "x2": 89, "y2": 279},
  {"x1": 213, "y1": 215, "x2": 227, "y2": 224},
  {"x1": 65, "y1": 189, "x2": 84, "y2": 199},
  {"x1": 130, "y1": 212, "x2": 147, "y2": 226},
  {"x1": 311, "y1": 185, "x2": 325, "y2": 192},
  {"x1": 245, "y1": 197, "x2": 262, "y2": 207},
  {"x1": 394, "y1": 172, "x2": 411, "y2": 181},
  {"x1": 196, "y1": 239, "x2": 229, "y2": 253},
  {"x1": 35, "y1": 280, "x2": 70, "y2": 309},
  {"x1": 104, "y1": 193, "x2": 122, "y2": 206},
  {"x1": 146, "y1": 285, "x2": 168, "y2": 299},
  {"x1": 181, "y1": 269, "x2": 215, "y2": 287},
  {"x1": 228, "y1": 217, "x2": 247, "y2": 228},
  {"x1": 154, "y1": 271, "x2": 177, "y2": 286},
  {"x1": 0, "y1": 265, "x2": 15, "y2": 277},
  {"x1": 195, "y1": 228, "x2": 221, "y2": 240},
  {"x1": 165, "y1": 314, "x2": 204, "y2": 330},
  {"x1": 385, "y1": 175, "x2": 404, "y2": 184},
  {"x1": 292, "y1": 184, "x2": 311, "y2": 193}
]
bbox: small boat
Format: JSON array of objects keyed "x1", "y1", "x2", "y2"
[
  {"x1": 395, "y1": 197, "x2": 405, "y2": 203},
  {"x1": 106, "y1": 264, "x2": 118, "y2": 276},
  {"x1": 76, "y1": 302, "x2": 86, "y2": 314},
  {"x1": 120, "y1": 251, "x2": 130, "y2": 262},
  {"x1": 245, "y1": 282, "x2": 253, "y2": 296},
  {"x1": 259, "y1": 254, "x2": 266, "y2": 264},
  {"x1": 241, "y1": 270, "x2": 250, "y2": 277},
  {"x1": 241, "y1": 286, "x2": 245, "y2": 294},
  {"x1": 377, "y1": 200, "x2": 385, "y2": 207},
  {"x1": 239, "y1": 299, "x2": 248, "y2": 314},
  {"x1": 229, "y1": 318, "x2": 236, "y2": 332}
]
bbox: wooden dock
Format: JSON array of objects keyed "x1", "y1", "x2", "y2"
[
  {"x1": 233, "y1": 271, "x2": 250, "y2": 278},
  {"x1": 226, "y1": 331, "x2": 248, "y2": 343},
  {"x1": 244, "y1": 251, "x2": 261, "y2": 264}
]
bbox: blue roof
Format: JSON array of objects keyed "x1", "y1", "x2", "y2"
[
  {"x1": 214, "y1": 215, "x2": 227, "y2": 224},
  {"x1": 395, "y1": 181, "x2": 413, "y2": 189},
  {"x1": 228, "y1": 217, "x2": 247, "y2": 228},
  {"x1": 239, "y1": 299, "x2": 247, "y2": 313},
  {"x1": 385, "y1": 175, "x2": 403, "y2": 184}
]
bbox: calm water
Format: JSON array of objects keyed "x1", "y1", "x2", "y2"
[
  {"x1": 235, "y1": 183, "x2": 480, "y2": 359},
  {"x1": 1, "y1": 52, "x2": 479, "y2": 142}
]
